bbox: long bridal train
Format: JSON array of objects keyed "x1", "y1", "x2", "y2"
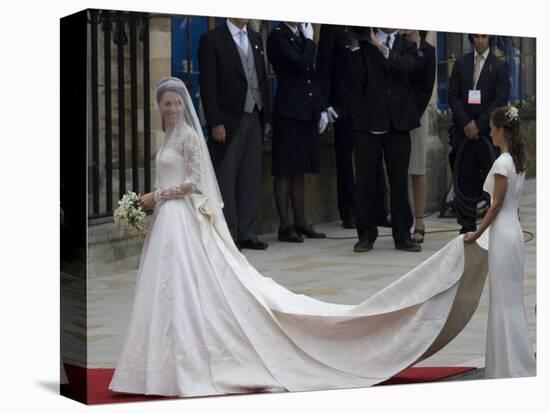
[{"x1": 109, "y1": 191, "x2": 490, "y2": 397}]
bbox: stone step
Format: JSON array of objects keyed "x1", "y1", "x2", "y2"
[{"x1": 87, "y1": 217, "x2": 151, "y2": 278}]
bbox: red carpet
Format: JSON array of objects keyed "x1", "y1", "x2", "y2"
[
  {"x1": 61, "y1": 363, "x2": 476, "y2": 405},
  {"x1": 378, "y1": 366, "x2": 476, "y2": 385}
]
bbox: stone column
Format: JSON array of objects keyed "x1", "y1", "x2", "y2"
[{"x1": 149, "y1": 16, "x2": 172, "y2": 153}]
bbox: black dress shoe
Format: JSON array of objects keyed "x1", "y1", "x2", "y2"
[
  {"x1": 238, "y1": 238, "x2": 268, "y2": 250},
  {"x1": 294, "y1": 223, "x2": 326, "y2": 238},
  {"x1": 234, "y1": 240, "x2": 242, "y2": 251},
  {"x1": 342, "y1": 218, "x2": 356, "y2": 229},
  {"x1": 394, "y1": 239, "x2": 421, "y2": 252},
  {"x1": 354, "y1": 240, "x2": 373, "y2": 253},
  {"x1": 277, "y1": 226, "x2": 303, "y2": 243}
]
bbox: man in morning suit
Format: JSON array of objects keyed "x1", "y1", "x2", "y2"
[
  {"x1": 198, "y1": 18, "x2": 272, "y2": 250},
  {"x1": 351, "y1": 28, "x2": 421, "y2": 253},
  {"x1": 448, "y1": 34, "x2": 510, "y2": 234}
]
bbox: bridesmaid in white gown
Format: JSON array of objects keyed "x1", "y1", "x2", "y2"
[
  {"x1": 108, "y1": 77, "x2": 503, "y2": 398},
  {"x1": 464, "y1": 106, "x2": 536, "y2": 378}
]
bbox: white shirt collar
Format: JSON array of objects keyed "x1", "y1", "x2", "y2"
[
  {"x1": 476, "y1": 47, "x2": 490, "y2": 61},
  {"x1": 284, "y1": 23, "x2": 300, "y2": 36},
  {"x1": 376, "y1": 30, "x2": 398, "y2": 47},
  {"x1": 226, "y1": 19, "x2": 248, "y2": 37}
]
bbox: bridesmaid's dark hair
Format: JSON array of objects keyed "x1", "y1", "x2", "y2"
[{"x1": 491, "y1": 106, "x2": 527, "y2": 174}]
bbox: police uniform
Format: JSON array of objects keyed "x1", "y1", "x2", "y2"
[{"x1": 267, "y1": 23, "x2": 325, "y2": 176}]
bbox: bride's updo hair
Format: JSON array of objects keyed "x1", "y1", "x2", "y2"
[
  {"x1": 155, "y1": 77, "x2": 187, "y2": 131},
  {"x1": 491, "y1": 106, "x2": 527, "y2": 174}
]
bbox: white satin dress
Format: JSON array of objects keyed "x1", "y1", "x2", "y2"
[
  {"x1": 482, "y1": 152, "x2": 536, "y2": 378},
  {"x1": 109, "y1": 126, "x2": 495, "y2": 397}
]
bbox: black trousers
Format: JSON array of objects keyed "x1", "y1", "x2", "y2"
[
  {"x1": 354, "y1": 129, "x2": 413, "y2": 243},
  {"x1": 449, "y1": 133, "x2": 496, "y2": 231},
  {"x1": 334, "y1": 119, "x2": 356, "y2": 222},
  {"x1": 335, "y1": 119, "x2": 388, "y2": 223}
]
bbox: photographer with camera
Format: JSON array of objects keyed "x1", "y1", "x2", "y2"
[
  {"x1": 351, "y1": 27, "x2": 421, "y2": 253},
  {"x1": 317, "y1": 25, "x2": 391, "y2": 230}
]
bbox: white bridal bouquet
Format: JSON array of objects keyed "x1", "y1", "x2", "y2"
[{"x1": 113, "y1": 191, "x2": 148, "y2": 240}]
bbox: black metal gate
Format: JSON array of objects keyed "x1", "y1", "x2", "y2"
[{"x1": 88, "y1": 10, "x2": 151, "y2": 219}]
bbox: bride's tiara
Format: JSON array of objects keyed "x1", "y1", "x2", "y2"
[{"x1": 155, "y1": 77, "x2": 188, "y2": 104}]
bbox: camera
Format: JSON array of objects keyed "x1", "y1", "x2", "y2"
[{"x1": 348, "y1": 26, "x2": 375, "y2": 41}]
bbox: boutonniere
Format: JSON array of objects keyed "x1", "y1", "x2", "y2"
[{"x1": 254, "y1": 44, "x2": 263, "y2": 55}]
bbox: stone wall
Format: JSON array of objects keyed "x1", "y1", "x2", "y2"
[
  {"x1": 256, "y1": 136, "x2": 339, "y2": 235},
  {"x1": 522, "y1": 110, "x2": 537, "y2": 178},
  {"x1": 412, "y1": 106, "x2": 449, "y2": 213},
  {"x1": 148, "y1": 16, "x2": 172, "y2": 150},
  {"x1": 437, "y1": 109, "x2": 536, "y2": 180}
]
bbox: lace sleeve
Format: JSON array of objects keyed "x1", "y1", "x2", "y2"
[
  {"x1": 153, "y1": 182, "x2": 194, "y2": 203},
  {"x1": 153, "y1": 131, "x2": 203, "y2": 203}
]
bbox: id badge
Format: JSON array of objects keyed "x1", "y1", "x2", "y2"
[{"x1": 468, "y1": 89, "x2": 481, "y2": 105}]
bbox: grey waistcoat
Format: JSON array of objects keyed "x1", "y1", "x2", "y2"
[{"x1": 236, "y1": 40, "x2": 263, "y2": 113}]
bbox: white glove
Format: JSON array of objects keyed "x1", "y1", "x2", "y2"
[
  {"x1": 299, "y1": 22, "x2": 314, "y2": 41},
  {"x1": 327, "y1": 106, "x2": 339, "y2": 123},
  {"x1": 318, "y1": 111, "x2": 329, "y2": 134}
]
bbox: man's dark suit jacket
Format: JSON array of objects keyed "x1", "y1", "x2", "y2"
[
  {"x1": 351, "y1": 33, "x2": 420, "y2": 133},
  {"x1": 316, "y1": 24, "x2": 354, "y2": 120},
  {"x1": 198, "y1": 23, "x2": 272, "y2": 146},
  {"x1": 266, "y1": 23, "x2": 325, "y2": 122},
  {"x1": 448, "y1": 50, "x2": 510, "y2": 145},
  {"x1": 410, "y1": 39, "x2": 436, "y2": 117}
]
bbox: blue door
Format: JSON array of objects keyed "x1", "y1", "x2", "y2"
[{"x1": 171, "y1": 16, "x2": 209, "y2": 125}]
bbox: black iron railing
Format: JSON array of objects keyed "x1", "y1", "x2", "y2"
[{"x1": 88, "y1": 10, "x2": 151, "y2": 219}]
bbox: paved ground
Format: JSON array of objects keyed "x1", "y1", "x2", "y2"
[{"x1": 63, "y1": 179, "x2": 536, "y2": 380}]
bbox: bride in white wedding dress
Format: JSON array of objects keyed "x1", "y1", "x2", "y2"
[{"x1": 108, "y1": 77, "x2": 517, "y2": 397}]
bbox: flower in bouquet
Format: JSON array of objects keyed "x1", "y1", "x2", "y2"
[{"x1": 113, "y1": 191, "x2": 148, "y2": 240}]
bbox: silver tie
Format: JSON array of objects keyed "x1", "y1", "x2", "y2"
[
  {"x1": 238, "y1": 30, "x2": 248, "y2": 55},
  {"x1": 473, "y1": 54, "x2": 483, "y2": 87}
]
